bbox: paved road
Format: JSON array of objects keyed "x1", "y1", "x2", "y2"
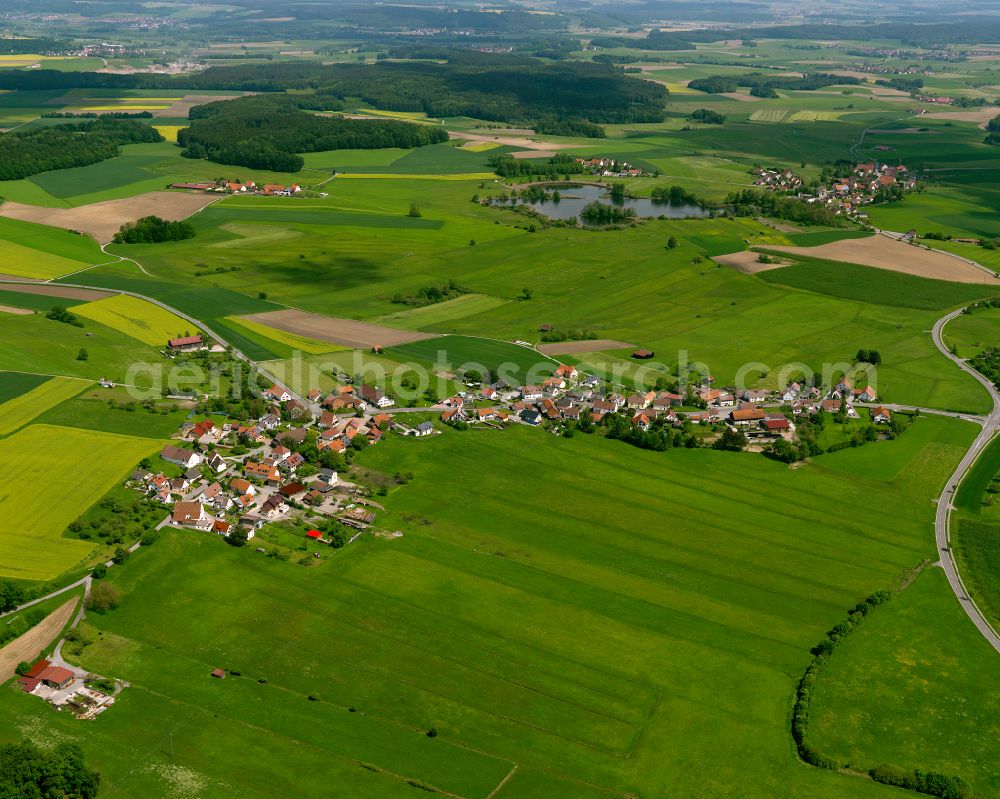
[
  {"x1": 931, "y1": 309, "x2": 1000, "y2": 654},
  {"x1": 853, "y1": 401, "x2": 987, "y2": 425}
]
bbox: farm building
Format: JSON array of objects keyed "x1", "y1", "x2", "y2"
[{"x1": 168, "y1": 335, "x2": 203, "y2": 352}]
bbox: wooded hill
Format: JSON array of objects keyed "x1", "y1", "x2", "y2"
[
  {"x1": 177, "y1": 95, "x2": 448, "y2": 172},
  {"x1": 0, "y1": 55, "x2": 667, "y2": 126},
  {"x1": 0, "y1": 118, "x2": 163, "y2": 181}
]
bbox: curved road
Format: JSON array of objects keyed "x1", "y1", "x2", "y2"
[{"x1": 932, "y1": 309, "x2": 1000, "y2": 654}]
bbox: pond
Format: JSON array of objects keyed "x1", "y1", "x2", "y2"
[{"x1": 514, "y1": 184, "x2": 714, "y2": 223}]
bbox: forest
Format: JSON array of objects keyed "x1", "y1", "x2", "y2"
[
  {"x1": 0, "y1": 118, "x2": 163, "y2": 181},
  {"x1": 178, "y1": 95, "x2": 448, "y2": 172},
  {"x1": 0, "y1": 56, "x2": 667, "y2": 126}
]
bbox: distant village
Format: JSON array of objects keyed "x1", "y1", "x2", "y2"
[
  {"x1": 753, "y1": 161, "x2": 918, "y2": 220},
  {"x1": 574, "y1": 157, "x2": 648, "y2": 178},
  {"x1": 170, "y1": 178, "x2": 302, "y2": 196}
]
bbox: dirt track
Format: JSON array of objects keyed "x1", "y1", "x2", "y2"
[
  {"x1": 0, "y1": 192, "x2": 218, "y2": 244},
  {"x1": 537, "y1": 339, "x2": 635, "y2": 355},
  {"x1": 0, "y1": 284, "x2": 114, "y2": 301},
  {"x1": 240, "y1": 310, "x2": 440, "y2": 350},
  {"x1": 769, "y1": 236, "x2": 1000, "y2": 284},
  {"x1": 0, "y1": 598, "x2": 78, "y2": 685},
  {"x1": 0, "y1": 305, "x2": 33, "y2": 315}
]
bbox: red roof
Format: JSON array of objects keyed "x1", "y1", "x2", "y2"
[
  {"x1": 39, "y1": 665, "x2": 74, "y2": 685},
  {"x1": 764, "y1": 418, "x2": 790, "y2": 431},
  {"x1": 24, "y1": 659, "x2": 50, "y2": 679},
  {"x1": 168, "y1": 335, "x2": 202, "y2": 347},
  {"x1": 306, "y1": 529, "x2": 322, "y2": 539}
]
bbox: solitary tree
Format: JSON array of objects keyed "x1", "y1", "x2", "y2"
[{"x1": 88, "y1": 582, "x2": 120, "y2": 612}]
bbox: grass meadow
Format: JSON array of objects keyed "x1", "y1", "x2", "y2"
[
  {"x1": 0, "y1": 289, "x2": 87, "y2": 312},
  {"x1": 0, "y1": 424, "x2": 158, "y2": 580},
  {"x1": 954, "y1": 516, "x2": 1000, "y2": 631},
  {"x1": 809, "y1": 568, "x2": 1000, "y2": 797},
  {"x1": 0, "y1": 313, "x2": 164, "y2": 385},
  {"x1": 32, "y1": 395, "x2": 189, "y2": 439},
  {"x1": 0, "y1": 422, "x2": 977, "y2": 797},
  {"x1": 0, "y1": 375, "x2": 89, "y2": 436},
  {"x1": 942, "y1": 307, "x2": 1000, "y2": 359},
  {"x1": 390, "y1": 335, "x2": 557, "y2": 385}
]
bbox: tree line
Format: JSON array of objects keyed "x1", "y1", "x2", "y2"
[
  {"x1": 178, "y1": 95, "x2": 448, "y2": 173},
  {"x1": 0, "y1": 118, "x2": 162, "y2": 181},
  {"x1": 688, "y1": 72, "x2": 860, "y2": 97},
  {"x1": 488, "y1": 152, "x2": 587, "y2": 179}
]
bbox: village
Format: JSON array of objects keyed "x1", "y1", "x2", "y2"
[
  {"x1": 132, "y1": 336, "x2": 899, "y2": 557},
  {"x1": 573, "y1": 157, "x2": 649, "y2": 178},
  {"x1": 753, "y1": 161, "x2": 918, "y2": 220}
]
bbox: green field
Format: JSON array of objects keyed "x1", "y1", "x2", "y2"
[
  {"x1": 809, "y1": 569, "x2": 1000, "y2": 797},
  {"x1": 0, "y1": 289, "x2": 87, "y2": 311},
  {"x1": 954, "y1": 516, "x2": 1000, "y2": 630},
  {"x1": 758, "y1": 256, "x2": 997, "y2": 311},
  {"x1": 0, "y1": 375, "x2": 88, "y2": 436},
  {"x1": 0, "y1": 370, "x2": 50, "y2": 404},
  {"x1": 0, "y1": 312, "x2": 164, "y2": 385},
  {"x1": 955, "y1": 434, "x2": 1000, "y2": 514},
  {"x1": 0, "y1": 421, "x2": 977, "y2": 796},
  {"x1": 0, "y1": 216, "x2": 104, "y2": 277},
  {"x1": 0, "y1": 424, "x2": 159, "y2": 580},
  {"x1": 32, "y1": 395, "x2": 188, "y2": 439},
  {"x1": 390, "y1": 334, "x2": 556, "y2": 384},
  {"x1": 943, "y1": 307, "x2": 1000, "y2": 359}
]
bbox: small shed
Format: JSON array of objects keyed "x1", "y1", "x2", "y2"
[
  {"x1": 631, "y1": 349, "x2": 654, "y2": 360},
  {"x1": 211, "y1": 668, "x2": 225, "y2": 679},
  {"x1": 306, "y1": 529, "x2": 323, "y2": 540}
]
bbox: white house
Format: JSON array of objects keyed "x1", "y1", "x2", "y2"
[
  {"x1": 160, "y1": 445, "x2": 202, "y2": 469},
  {"x1": 171, "y1": 501, "x2": 212, "y2": 530}
]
